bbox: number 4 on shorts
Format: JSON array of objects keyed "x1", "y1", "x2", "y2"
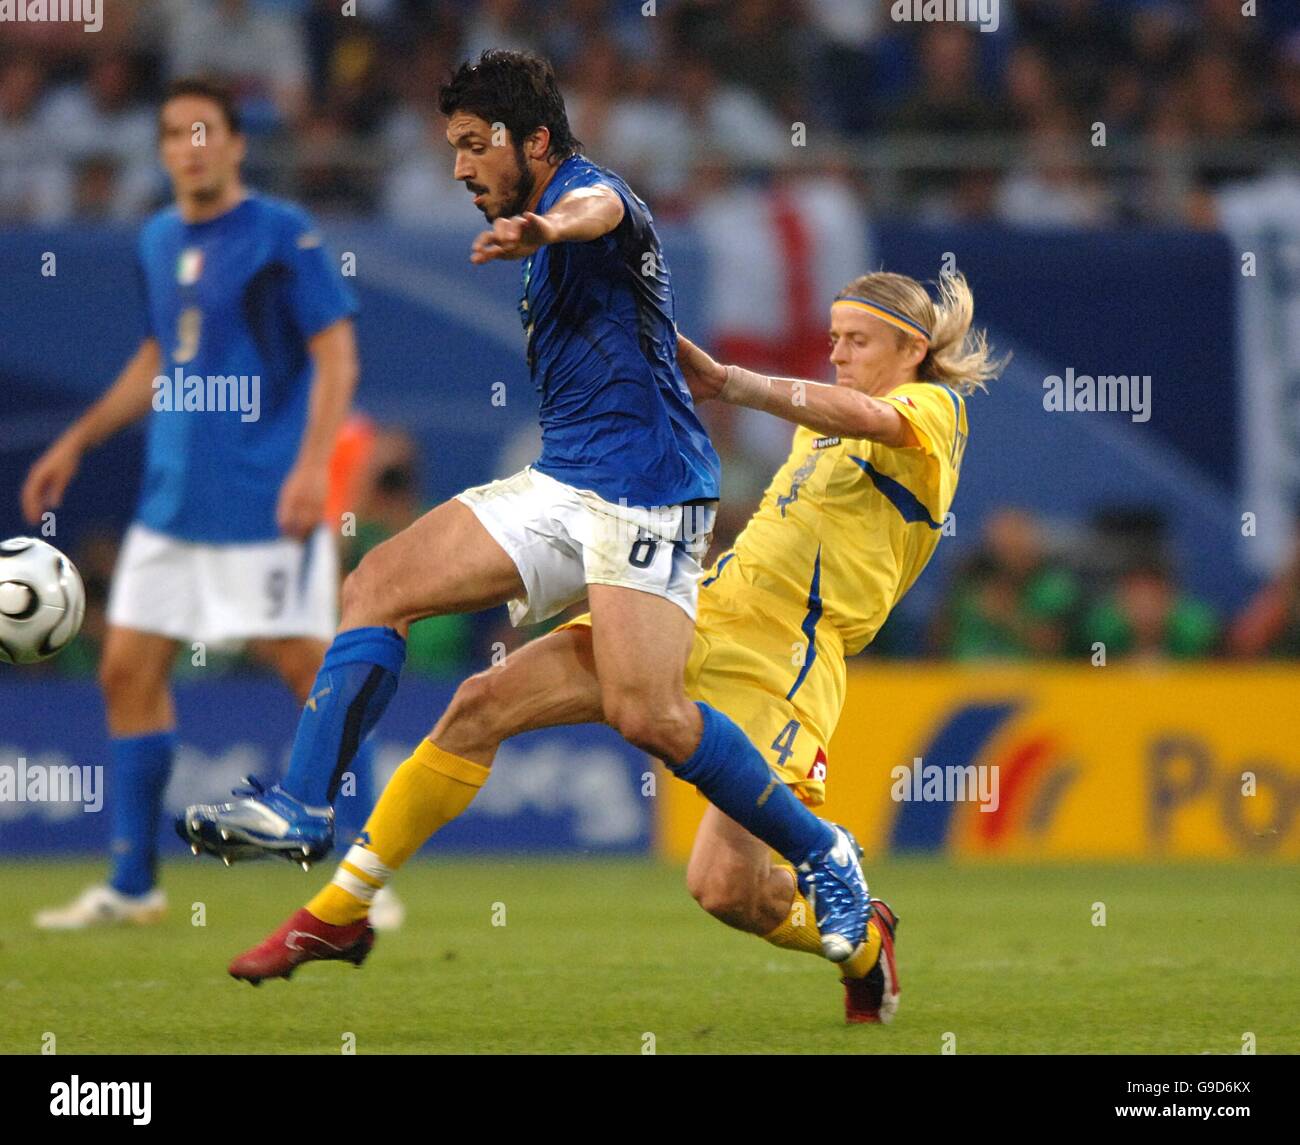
[{"x1": 770, "y1": 719, "x2": 800, "y2": 767}]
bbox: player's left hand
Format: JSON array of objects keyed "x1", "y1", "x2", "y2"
[
  {"x1": 470, "y1": 212, "x2": 555, "y2": 264},
  {"x1": 277, "y1": 462, "x2": 328, "y2": 540}
]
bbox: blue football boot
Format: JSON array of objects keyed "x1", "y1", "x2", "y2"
[
  {"x1": 177, "y1": 776, "x2": 335, "y2": 870},
  {"x1": 796, "y1": 823, "x2": 872, "y2": 962}
]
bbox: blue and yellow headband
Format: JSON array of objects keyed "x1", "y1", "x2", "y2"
[{"x1": 833, "y1": 296, "x2": 931, "y2": 342}]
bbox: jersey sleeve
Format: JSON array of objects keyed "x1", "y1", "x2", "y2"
[
  {"x1": 880, "y1": 383, "x2": 962, "y2": 463},
  {"x1": 281, "y1": 210, "x2": 358, "y2": 339},
  {"x1": 555, "y1": 164, "x2": 650, "y2": 246},
  {"x1": 603, "y1": 180, "x2": 650, "y2": 244},
  {"x1": 596, "y1": 178, "x2": 659, "y2": 255}
]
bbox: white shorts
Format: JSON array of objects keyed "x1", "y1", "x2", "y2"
[
  {"x1": 456, "y1": 466, "x2": 716, "y2": 626},
  {"x1": 107, "y1": 522, "x2": 338, "y2": 649}
]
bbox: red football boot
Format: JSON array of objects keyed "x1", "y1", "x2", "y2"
[
  {"x1": 228, "y1": 907, "x2": 374, "y2": 985},
  {"x1": 843, "y1": 899, "x2": 900, "y2": 1024}
]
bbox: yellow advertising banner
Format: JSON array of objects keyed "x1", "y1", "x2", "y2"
[{"x1": 657, "y1": 665, "x2": 1300, "y2": 861}]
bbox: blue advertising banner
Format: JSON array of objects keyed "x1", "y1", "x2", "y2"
[{"x1": 0, "y1": 677, "x2": 654, "y2": 856}]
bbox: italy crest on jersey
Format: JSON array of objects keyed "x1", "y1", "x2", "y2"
[{"x1": 177, "y1": 247, "x2": 203, "y2": 286}]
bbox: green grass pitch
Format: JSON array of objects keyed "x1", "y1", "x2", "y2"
[{"x1": 2, "y1": 858, "x2": 1296, "y2": 1054}]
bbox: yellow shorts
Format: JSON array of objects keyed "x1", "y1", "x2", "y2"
[{"x1": 560, "y1": 568, "x2": 846, "y2": 806}]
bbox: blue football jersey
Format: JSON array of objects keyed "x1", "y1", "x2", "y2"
[
  {"x1": 134, "y1": 194, "x2": 357, "y2": 543},
  {"x1": 521, "y1": 155, "x2": 720, "y2": 508}
]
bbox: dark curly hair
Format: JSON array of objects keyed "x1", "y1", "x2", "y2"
[{"x1": 438, "y1": 49, "x2": 580, "y2": 162}]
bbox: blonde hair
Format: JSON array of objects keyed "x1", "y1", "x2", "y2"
[{"x1": 835, "y1": 271, "x2": 1007, "y2": 396}]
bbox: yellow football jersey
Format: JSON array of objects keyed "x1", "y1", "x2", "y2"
[
  {"x1": 660, "y1": 380, "x2": 968, "y2": 802},
  {"x1": 715, "y1": 379, "x2": 967, "y2": 656},
  {"x1": 560, "y1": 380, "x2": 968, "y2": 806}
]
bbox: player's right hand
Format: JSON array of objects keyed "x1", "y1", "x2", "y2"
[
  {"x1": 20, "y1": 437, "x2": 82, "y2": 525},
  {"x1": 470, "y1": 212, "x2": 554, "y2": 264},
  {"x1": 676, "y1": 334, "x2": 727, "y2": 403}
]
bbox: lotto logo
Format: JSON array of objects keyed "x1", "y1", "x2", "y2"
[{"x1": 809, "y1": 748, "x2": 828, "y2": 783}]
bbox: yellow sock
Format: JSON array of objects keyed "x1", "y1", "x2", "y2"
[
  {"x1": 760, "y1": 863, "x2": 884, "y2": 978},
  {"x1": 841, "y1": 914, "x2": 884, "y2": 980},
  {"x1": 308, "y1": 739, "x2": 490, "y2": 925},
  {"x1": 761, "y1": 864, "x2": 823, "y2": 956}
]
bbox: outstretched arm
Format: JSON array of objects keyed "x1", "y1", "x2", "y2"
[
  {"x1": 676, "y1": 333, "x2": 919, "y2": 449},
  {"x1": 20, "y1": 336, "x2": 161, "y2": 524},
  {"x1": 470, "y1": 185, "x2": 625, "y2": 264}
]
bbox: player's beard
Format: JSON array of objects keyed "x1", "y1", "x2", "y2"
[{"x1": 495, "y1": 143, "x2": 536, "y2": 220}]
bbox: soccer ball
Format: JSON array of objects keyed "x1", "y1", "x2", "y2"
[{"x1": 0, "y1": 537, "x2": 86, "y2": 665}]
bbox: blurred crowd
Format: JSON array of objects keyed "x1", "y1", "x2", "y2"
[
  {"x1": 8, "y1": 0, "x2": 1297, "y2": 675},
  {"x1": 885, "y1": 503, "x2": 1300, "y2": 664},
  {"x1": 39, "y1": 422, "x2": 1300, "y2": 679},
  {"x1": 2, "y1": 0, "x2": 1298, "y2": 227}
]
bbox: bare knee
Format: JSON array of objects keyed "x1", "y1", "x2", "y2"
[
  {"x1": 603, "y1": 693, "x2": 696, "y2": 761},
  {"x1": 251, "y1": 639, "x2": 325, "y2": 702},
  {"x1": 98, "y1": 641, "x2": 174, "y2": 734},
  {"x1": 98, "y1": 647, "x2": 162, "y2": 705},
  {"x1": 341, "y1": 540, "x2": 415, "y2": 629},
  {"x1": 686, "y1": 864, "x2": 764, "y2": 931},
  {"x1": 434, "y1": 670, "x2": 506, "y2": 758},
  {"x1": 339, "y1": 560, "x2": 378, "y2": 625}
]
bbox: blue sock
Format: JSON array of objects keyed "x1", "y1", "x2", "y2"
[
  {"x1": 108, "y1": 731, "x2": 176, "y2": 897},
  {"x1": 334, "y1": 734, "x2": 377, "y2": 842},
  {"x1": 672, "y1": 703, "x2": 835, "y2": 866},
  {"x1": 282, "y1": 626, "x2": 405, "y2": 806}
]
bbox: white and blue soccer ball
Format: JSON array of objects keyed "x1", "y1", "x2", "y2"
[{"x1": 0, "y1": 537, "x2": 86, "y2": 665}]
